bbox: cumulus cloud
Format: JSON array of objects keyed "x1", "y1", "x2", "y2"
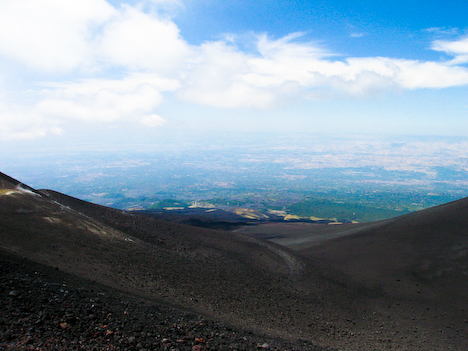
[
  {"x1": 0, "y1": 0, "x2": 190, "y2": 73},
  {"x1": 178, "y1": 35, "x2": 330, "y2": 108},
  {"x1": 0, "y1": 0, "x2": 186, "y2": 139},
  {"x1": 97, "y1": 5, "x2": 191, "y2": 73},
  {"x1": 178, "y1": 40, "x2": 278, "y2": 109},
  {"x1": 0, "y1": 0, "x2": 115, "y2": 72}
]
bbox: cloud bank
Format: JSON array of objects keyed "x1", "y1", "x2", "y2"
[{"x1": 1, "y1": 0, "x2": 468, "y2": 139}]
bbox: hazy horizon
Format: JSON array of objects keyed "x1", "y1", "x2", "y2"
[{"x1": 2, "y1": 132, "x2": 467, "y2": 222}]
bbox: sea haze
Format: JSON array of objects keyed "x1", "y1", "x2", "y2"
[{"x1": 2, "y1": 132, "x2": 467, "y2": 222}]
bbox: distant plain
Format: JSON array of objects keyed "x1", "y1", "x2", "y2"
[{"x1": 2, "y1": 133, "x2": 468, "y2": 223}]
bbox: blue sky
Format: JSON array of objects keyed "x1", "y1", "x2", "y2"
[{"x1": 0, "y1": 0, "x2": 468, "y2": 147}]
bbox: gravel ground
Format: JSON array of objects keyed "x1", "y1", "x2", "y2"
[{"x1": 0, "y1": 252, "x2": 330, "y2": 351}]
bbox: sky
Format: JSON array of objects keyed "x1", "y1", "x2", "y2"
[{"x1": 1, "y1": 0, "x2": 468, "y2": 150}]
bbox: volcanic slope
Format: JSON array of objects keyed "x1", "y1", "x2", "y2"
[
  {"x1": 239, "y1": 196, "x2": 468, "y2": 349},
  {"x1": 0, "y1": 172, "x2": 350, "y2": 350},
  {"x1": 298, "y1": 196, "x2": 468, "y2": 307},
  {"x1": 0, "y1": 172, "x2": 467, "y2": 350}
]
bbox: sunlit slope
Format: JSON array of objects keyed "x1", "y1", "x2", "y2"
[
  {"x1": 0, "y1": 172, "x2": 160, "y2": 287},
  {"x1": 0, "y1": 172, "x2": 345, "y2": 343}
]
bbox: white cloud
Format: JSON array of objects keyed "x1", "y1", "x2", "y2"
[
  {"x1": 0, "y1": 0, "x2": 115, "y2": 72},
  {"x1": 0, "y1": 96, "x2": 64, "y2": 140},
  {"x1": 178, "y1": 41, "x2": 278, "y2": 108},
  {"x1": 36, "y1": 74, "x2": 179, "y2": 123},
  {"x1": 0, "y1": 73, "x2": 177, "y2": 139},
  {"x1": 179, "y1": 34, "x2": 468, "y2": 108},
  {"x1": 0, "y1": 0, "x2": 190, "y2": 74},
  {"x1": 178, "y1": 35, "x2": 328, "y2": 108},
  {"x1": 97, "y1": 5, "x2": 191, "y2": 72},
  {"x1": 0, "y1": 1, "x2": 190, "y2": 139},
  {"x1": 0, "y1": 128, "x2": 63, "y2": 141},
  {"x1": 140, "y1": 114, "x2": 166, "y2": 127},
  {"x1": 432, "y1": 36, "x2": 468, "y2": 64},
  {"x1": 393, "y1": 59, "x2": 468, "y2": 88},
  {"x1": 256, "y1": 33, "x2": 330, "y2": 60}
]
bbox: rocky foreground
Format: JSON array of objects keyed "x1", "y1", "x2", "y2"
[{"x1": 0, "y1": 251, "x2": 328, "y2": 351}]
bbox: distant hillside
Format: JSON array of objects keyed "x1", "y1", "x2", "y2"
[{"x1": 286, "y1": 198, "x2": 410, "y2": 222}]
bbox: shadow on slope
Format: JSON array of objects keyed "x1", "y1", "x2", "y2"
[
  {"x1": 236, "y1": 197, "x2": 468, "y2": 349},
  {"x1": 296, "y1": 197, "x2": 468, "y2": 305},
  {"x1": 239, "y1": 197, "x2": 468, "y2": 305}
]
